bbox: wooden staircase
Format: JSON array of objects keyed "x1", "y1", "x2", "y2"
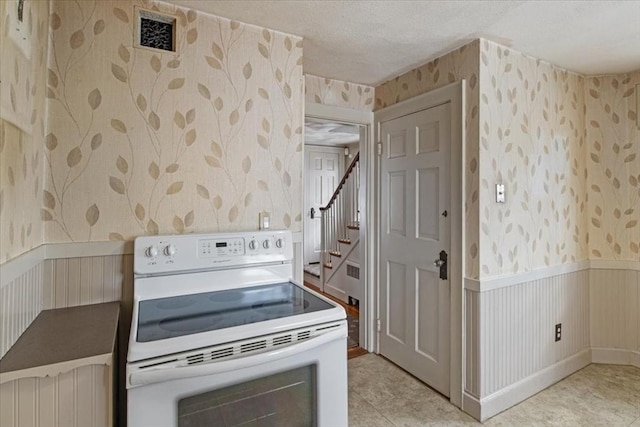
[
  {"x1": 319, "y1": 153, "x2": 360, "y2": 289},
  {"x1": 323, "y1": 222, "x2": 359, "y2": 270}
]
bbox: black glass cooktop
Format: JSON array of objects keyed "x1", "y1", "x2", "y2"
[{"x1": 137, "y1": 282, "x2": 335, "y2": 342}]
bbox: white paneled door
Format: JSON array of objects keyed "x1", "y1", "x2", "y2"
[
  {"x1": 379, "y1": 103, "x2": 451, "y2": 396},
  {"x1": 304, "y1": 146, "x2": 344, "y2": 265}
]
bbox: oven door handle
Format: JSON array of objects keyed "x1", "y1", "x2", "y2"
[{"x1": 128, "y1": 327, "x2": 346, "y2": 387}]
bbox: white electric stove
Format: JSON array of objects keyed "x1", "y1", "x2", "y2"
[{"x1": 127, "y1": 230, "x2": 348, "y2": 427}]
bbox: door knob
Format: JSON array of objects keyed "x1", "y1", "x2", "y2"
[
  {"x1": 310, "y1": 207, "x2": 315, "y2": 219},
  {"x1": 434, "y1": 259, "x2": 445, "y2": 267}
]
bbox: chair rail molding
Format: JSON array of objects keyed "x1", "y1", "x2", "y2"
[{"x1": 465, "y1": 259, "x2": 638, "y2": 293}]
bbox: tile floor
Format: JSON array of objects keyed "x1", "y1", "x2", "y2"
[{"x1": 348, "y1": 354, "x2": 640, "y2": 426}]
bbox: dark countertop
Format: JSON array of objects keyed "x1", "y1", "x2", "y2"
[{"x1": 0, "y1": 302, "x2": 119, "y2": 381}]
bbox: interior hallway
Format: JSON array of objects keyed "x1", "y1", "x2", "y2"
[{"x1": 348, "y1": 354, "x2": 640, "y2": 426}]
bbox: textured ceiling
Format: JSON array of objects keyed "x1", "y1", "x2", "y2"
[
  {"x1": 168, "y1": 0, "x2": 640, "y2": 86},
  {"x1": 305, "y1": 120, "x2": 360, "y2": 146}
]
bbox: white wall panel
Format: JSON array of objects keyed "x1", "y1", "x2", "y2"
[
  {"x1": 0, "y1": 365, "x2": 111, "y2": 427},
  {"x1": 590, "y1": 269, "x2": 639, "y2": 353},
  {"x1": 2, "y1": 253, "x2": 130, "y2": 427},
  {"x1": 43, "y1": 254, "x2": 133, "y2": 427},
  {"x1": 42, "y1": 255, "x2": 131, "y2": 311},
  {"x1": 464, "y1": 289, "x2": 480, "y2": 397},
  {"x1": 476, "y1": 269, "x2": 590, "y2": 397},
  {"x1": 38, "y1": 376, "x2": 56, "y2": 427},
  {"x1": 0, "y1": 262, "x2": 43, "y2": 358}
]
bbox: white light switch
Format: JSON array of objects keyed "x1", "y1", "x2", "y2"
[
  {"x1": 496, "y1": 184, "x2": 505, "y2": 203},
  {"x1": 259, "y1": 211, "x2": 270, "y2": 229}
]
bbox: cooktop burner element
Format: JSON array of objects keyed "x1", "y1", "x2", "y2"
[
  {"x1": 159, "y1": 315, "x2": 219, "y2": 333},
  {"x1": 157, "y1": 297, "x2": 197, "y2": 310},
  {"x1": 210, "y1": 291, "x2": 243, "y2": 302},
  {"x1": 136, "y1": 282, "x2": 334, "y2": 342}
]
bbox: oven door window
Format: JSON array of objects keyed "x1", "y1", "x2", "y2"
[{"x1": 178, "y1": 365, "x2": 316, "y2": 427}]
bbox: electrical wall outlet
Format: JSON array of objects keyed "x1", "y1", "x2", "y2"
[{"x1": 555, "y1": 323, "x2": 562, "y2": 342}]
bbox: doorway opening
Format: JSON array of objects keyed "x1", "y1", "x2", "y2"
[
  {"x1": 303, "y1": 119, "x2": 361, "y2": 350},
  {"x1": 302, "y1": 103, "x2": 373, "y2": 355}
]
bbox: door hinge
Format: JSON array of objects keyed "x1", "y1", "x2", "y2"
[
  {"x1": 377, "y1": 142, "x2": 382, "y2": 156},
  {"x1": 376, "y1": 318, "x2": 381, "y2": 333}
]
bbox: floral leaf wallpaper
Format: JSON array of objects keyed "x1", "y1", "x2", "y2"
[
  {"x1": 477, "y1": 40, "x2": 588, "y2": 277},
  {"x1": 305, "y1": 74, "x2": 374, "y2": 111},
  {"x1": 0, "y1": 0, "x2": 48, "y2": 263},
  {"x1": 586, "y1": 72, "x2": 640, "y2": 260},
  {"x1": 44, "y1": 0, "x2": 303, "y2": 244},
  {"x1": 0, "y1": 0, "x2": 634, "y2": 278},
  {"x1": 375, "y1": 38, "x2": 636, "y2": 279},
  {"x1": 375, "y1": 40, "x2": 481, "y2": 279}
]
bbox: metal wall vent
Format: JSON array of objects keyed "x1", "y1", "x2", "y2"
[
  {"x1": 347, "y1": 263, "x2": 360, "y2": 279},
  {"x1": 137, "y1": 9, "x2": 176, "y2": 52}
]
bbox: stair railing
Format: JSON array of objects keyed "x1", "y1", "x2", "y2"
[{"x1": 319, "y1": 153, "x2": 360, "y2": 284}]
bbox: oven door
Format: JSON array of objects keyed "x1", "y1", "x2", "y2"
[{"x1": 127, "y1": 327, "x2": 347, "y2": 427}]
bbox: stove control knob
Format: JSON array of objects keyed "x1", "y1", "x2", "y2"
[
  {"x1": 248, "y1": 240, "x2": 258, "y2": 250},
  {"x1": 275, "y1": 238, "x2": 285, "y2": 249},
  {"x1": 263, "y1": 239, "x2": 271, "y2": 249},
  {"x1": 163, "y1": 244, "x2": 176, "y2": 256},
  {"x1": 145, "y1": 246, "x2": 158, "y2": 258}
]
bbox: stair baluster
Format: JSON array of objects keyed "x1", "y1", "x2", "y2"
[{"x1": 319, "y1": 153, "x2": 360, "y2": 283}]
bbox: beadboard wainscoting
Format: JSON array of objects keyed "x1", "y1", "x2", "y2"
[
  {"x1": 464, "y1": 289, "x2": 480, "y2": 398},
  {"x1": 479, "y1": 269, "x2": 591, "y2": 398},
  {"x1": 42, "y1": 254, "x2": 133, "y2": 311},
  {"x1": 1, "y1": 244, "x2": 131, "y2": 427},
  {"x1": 590, "y1": 266, "x2": 640, "y2": 368},
  {"x1": 0, "y1": 365, "x2": 112, "y2": 427},
  {"x1": 463, "y1": 261, "x2": 639, "y2": 421},
  {"x1": 44, "y1": 251, "x2": 135, "y2": 427},
  {"x1": 1, "y1": 259, "x2": 44, "y2": 359},
  {"x1": 1, "y1": 242, "x2": 634, "y2": 425}
]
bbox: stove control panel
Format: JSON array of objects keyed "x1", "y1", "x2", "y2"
[
  {"x1": 199, "y1": 238, "x2": 245, "y2": 257},
  {"x1": 134, "y1": 230, "x2": 293, "y2": 275}
]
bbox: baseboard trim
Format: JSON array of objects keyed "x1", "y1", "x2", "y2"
[
  {"x1": 591, "y1": 347, "x2": 640, "y2": 368},
  {"x1": 473, "y1": 349, "x2": 591, "y2": 422},
  {"x1": 463, "y1": 347, "x2": 639, "y2": 421},
  {"x1": 462, "y1": 392, "x2": 481, "y2": 421}
]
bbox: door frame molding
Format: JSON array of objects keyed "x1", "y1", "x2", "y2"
[
  {"x1": 305, "y1": 103, "x2": 374, "y2": 351},
  {"x1": 373, "y1": 81, "x2": 465, "y2": 408}
]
